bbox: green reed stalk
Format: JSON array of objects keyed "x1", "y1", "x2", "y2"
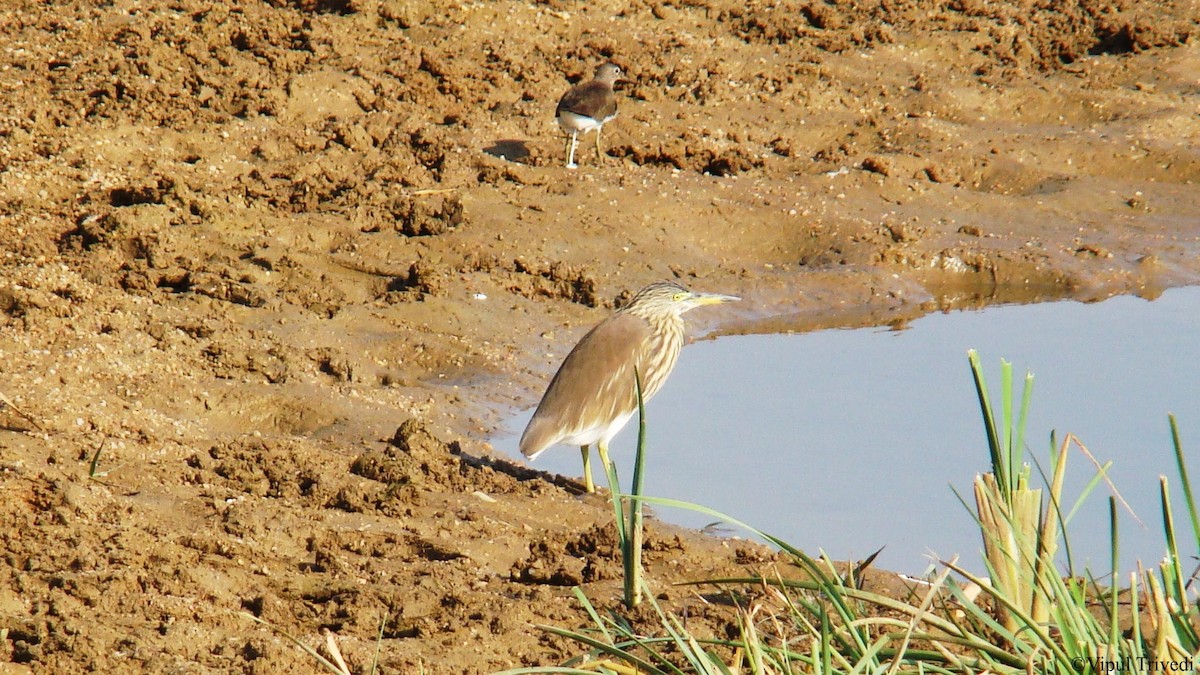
[
  {"x1": 601, "y1": 369, "x2": 648, "y2": 609},
  {"x1": 624, "y1": 368, "x2": 648, "y2": 608}
]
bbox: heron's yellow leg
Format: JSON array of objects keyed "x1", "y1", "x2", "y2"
[{"x1": 580, "y1": 445, "x2": 594, "y2": 493}]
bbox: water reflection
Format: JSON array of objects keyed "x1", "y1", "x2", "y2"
[{"x1": 497, "y1": 287, "x2": 1200, "y2": 575}]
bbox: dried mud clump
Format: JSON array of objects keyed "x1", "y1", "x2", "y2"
[
  {"x1": 367, "y1": 193, "x2": 464, "y2": 236},
  {"x1": 721, "y1": 0, "x2": 897, "y2": 53},
  {"x1": 510, "y1": 259, "x2": 601, "y2": 307},
  {"x1": 189, "y1": 438, "x2": 331, "y2": 501},
  {"x1": 512, "y1": 523, "x2": 623, "y2": 586},
  {"x1": 620, "y1": 140, "x2": 765, "y2": 176},
  {"x1": 351, "y1": 420, "x2": 464, "y2": 489},
  {"x1": 388, "y1": 260, "x2": 452, "y2": 299},
  {"x1": 943, "y1": 0, "x2": 1199, "y2": 72}
]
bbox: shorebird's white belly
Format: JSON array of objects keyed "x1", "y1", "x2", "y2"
[{"x1": 557, "y1": 110, "x2": 616, "y2": 134}]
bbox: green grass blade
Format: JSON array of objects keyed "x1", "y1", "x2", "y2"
[
  {"x1": 492, "y1": 662, "x2": 633, "y2": 667},
  {"x1": 603, "y1": 459, "x2": 626, "y2": 550},
  {"x1": 1061, "y1": 460, "x2": 1113, "y2": 526},
  {"x1": 968, "y1": 350, "x2": 1005, "y2": 492},
  {"x1": 88, "y1": 440, "x2": 105, "y2": 479},
  {"x1": 820, "y1": 608, "x2": 833, "y2": 675},
  {"x1": 535, "y1": 624, "x2": 668, "y2": 674},
  {"x1": 1108, "y1": 497, "x2": 1121, "y2": 650},
  {"x1": 368, "y1": 610, "x2": 387, "y2": 675},
  {"x1": 1014, "y1": 369, "x2": 1034, "y2": 481},
  {"x1": 633, "y1": 585, "x2": 705, "y2": 675},
  {"x1": 571, "y1": 586, "x2": 613, "y2": 644},
  {"x1": 631, "y1": 366, "x2": 648, "y2": 500},
  {"x1": 1159, "y1": 478, "x2": 1188, "y2": 605},
  {"x1": 1168, "y1": 415, "x2": 1200, "y2": 551},
  {"x1": 1001, "y1": 358, "x2": 1014, "y2": 485}
]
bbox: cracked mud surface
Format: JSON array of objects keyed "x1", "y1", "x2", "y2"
[{"x1": 1, "y1": 0, "x2": 1198, "y2": 671}]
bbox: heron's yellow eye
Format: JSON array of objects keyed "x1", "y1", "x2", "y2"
[{"x1": 673, "y1": 292, "x2": 687, "y2": 301}]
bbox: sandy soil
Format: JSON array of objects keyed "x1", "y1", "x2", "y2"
[{"x1": 1, "y1": 0, "x2": 1198, "y2": 671}]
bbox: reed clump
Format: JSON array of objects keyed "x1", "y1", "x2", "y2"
[{"x1": 495, "y1": 351, "x2": 1200, "y2": 674}]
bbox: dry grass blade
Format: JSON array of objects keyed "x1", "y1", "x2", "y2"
[
  {"x1": 1071, "y1": 435, "x2": 1143, "y2": 527},
  {"x1": 324, "y1": 629, "x2": 352, "y2": 675},
  {"x1": 884, "y1": 556, "x2": 956, "y2": 675},
  {"x1": 0, "y1": 389, "x2": 42, "y2": 430},
  {"x1": 239, "y1": 612, "x2": 351, "y2": 675}
]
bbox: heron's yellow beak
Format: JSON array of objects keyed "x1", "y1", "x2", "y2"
[{"x1": 691, "y1": 292, "x2": 739, "y2": 305}]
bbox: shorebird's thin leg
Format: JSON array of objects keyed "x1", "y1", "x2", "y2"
[{"x1": 565, "y1": 132, "x2": 579, "y2": 169}]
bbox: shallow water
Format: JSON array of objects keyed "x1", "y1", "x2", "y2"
[{"x1": 496, "y1": 286, "x2": 1200, "y2": 576}]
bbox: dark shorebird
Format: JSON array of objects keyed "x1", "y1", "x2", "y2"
[{"x1": 555, "y1": 63, "x2": 627, "y2": 169}]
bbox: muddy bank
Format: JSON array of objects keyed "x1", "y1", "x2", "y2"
[{"x1": 1, "y1": 0, "x2": 1198, "y2": 671}]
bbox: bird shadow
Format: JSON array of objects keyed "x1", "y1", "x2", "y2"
[
  {"x1": 453, "y1": 445, "x2": 590, "y2": 495},
  {"x1": 483, "y1": 139, "x2": 533, "y2": 164}
]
